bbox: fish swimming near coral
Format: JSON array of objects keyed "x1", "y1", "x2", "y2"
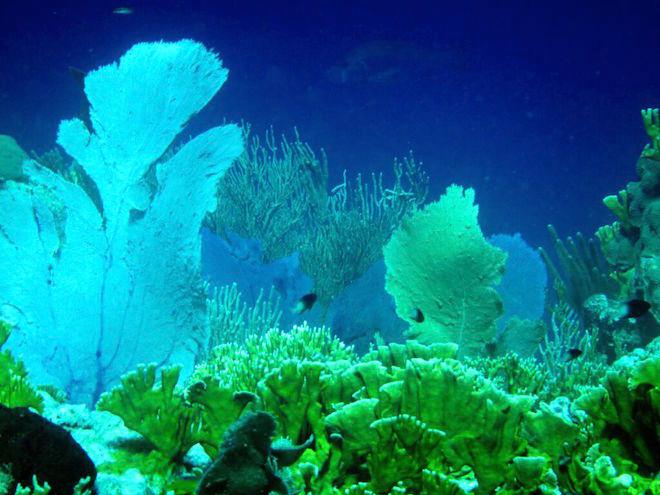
[
  {"x1": 409, "y1": 307, "x2": 424, "y2": 323},
  {"x1": 619, "y1": 298, "x2": 651, "y2": 320},
  {"x1": 566, "y1": 348, "x2": 583, "y2": 361},
  {"x1": 293, "y1": 292, "x2": 317, "y2": 314}
]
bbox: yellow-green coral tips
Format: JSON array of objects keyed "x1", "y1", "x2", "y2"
[
  {"x1": 602, "y1": 189, "x2": 629, "y2": 224},
  {"x1": 641, "y1": 107, "x2": 660, "y2": 159}
]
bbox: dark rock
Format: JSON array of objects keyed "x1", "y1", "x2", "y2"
[
  {"x1": 197, "y1": 412, "x2": 312, "y2": 495},
  {"x1": 0, "y1": 404, "x2": 96, "y2": 494}
]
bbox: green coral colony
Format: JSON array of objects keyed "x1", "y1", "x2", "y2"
[{"x1": 0, "y1": 40, "x2": 659, "y2": 495}]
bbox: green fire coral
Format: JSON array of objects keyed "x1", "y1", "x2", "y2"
[
  {"x1": 383, "y1": 185, "x2": 506, "y2": 356},
  {"x1": 325, "y1": 356, "x2": 535, "y2": 493},
  {"x1": 97, "y1": 331, "x2": 660, "y2": 493},
  {"x1": 575, "y1": 337, "x2": 660, "y2": 472},
  {"x1": 602, "y1": 190, "x2": 630, "y2": 226},
  {"x1": 367, "y1": 414, "x2": 447, "y2": 492},
  {"x1": 97, "y1": 364, "x2": 203, "y2": 462},
  {"x1": 0, "y1": 321, "x2": 43, "y2": 412}
]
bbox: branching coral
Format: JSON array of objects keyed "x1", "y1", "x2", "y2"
[
  {"x1": 466, "y1": 351, "x2": 548, "y2": 397},
  {"x1": 193, "y1": 323, "x2": 356, "y2": 392},
  {"x1": 595, "y1": 109, "x2": 660, "y2": 329},
  {"x1": 300, "y1": 155, "x2": 428, "y2": 307},
  {"x1": 540, "y1": 304, "x2": 607, "y2": 399},
  {"x1": 207, "y1": 132, "x2": 427, "y2": 308},
  {"x1": 97, "y1": 364, "x2": 203, "y2": 462},
  {"x1": 641, "y1": 107, "x2": 660, "y2": 160},
  {"x1": 205, "y1": 283, "x2": 282, "y2": 351},
  {"x1": 539, "y1": 225, "x2": 618, "y2": 315},
  {"x1": 208, "y1": 125, "x2": 328, "y2": 262}
]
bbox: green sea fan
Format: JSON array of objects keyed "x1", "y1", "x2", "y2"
[{"x1": 383, "y1": 184, "x2": 506, "y2": 355}]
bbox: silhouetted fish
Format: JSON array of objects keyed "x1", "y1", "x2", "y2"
[
  {"x1": 620, "y1": 299, "x2": 651, "y2": 319},
  {"x1": 566, "y1": 348, "x2": 583, "y2": 361},
  {"x1": 293, "y1": 293, "x2": 317, "y2": 314},
  {"x1": 409, "y1": 307, "x2": 424, "y2": 323}
]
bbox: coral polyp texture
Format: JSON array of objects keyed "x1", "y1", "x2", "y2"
[{"x1": 0, "y1": 40, "x2": 244, "y2": 403}]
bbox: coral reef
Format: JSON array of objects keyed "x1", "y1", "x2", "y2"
[
  {"x1": 2, "y1": 325, "x2": 651, "y2": 494},
  {"x1": 201, "y1": 228, "x2": 314, "y2": 334},
  {"x1": 597, "y1": 109, "x2": 660, "y2": 326},
  {"x1": 3, "y1": 35, "x2": 660, "y2": 495}
]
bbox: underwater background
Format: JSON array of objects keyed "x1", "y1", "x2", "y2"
[{"x1": 0, "y1": 1, "x2": 659, "y2": 494}]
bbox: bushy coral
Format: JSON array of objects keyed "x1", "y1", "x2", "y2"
[
  {"x1": 193, "y1": 322, "x2": 355, "y2": 391},
  {"x1": 97, "y1": 364, "x2": 203, "y2": 462},
  {"x1": 208, "y1": 130, "x2": 427, "y2": 308},
  {"x1": 0, "y1": 321, "x2": 43, "y2": 412},
  {"x1": 575, "y1": 338, "x2": 660, "y2": 472}
]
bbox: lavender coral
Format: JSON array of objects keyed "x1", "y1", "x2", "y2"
[{"x1": 0, "y1": 40, "x2": 244, "y2": 403}]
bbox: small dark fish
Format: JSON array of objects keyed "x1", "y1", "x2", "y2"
[
  {"x1": 409, "y1": 307, "x2": 424, "y2": 323},
  {"x1": 293, "y1": 293, "x2": 317, "y2": 314},
  {"x1": 566, "y1": 348, "x2": 583, "y2": 361},
  {"x1": 113, "y1": 7, "x2": 134, "y2": 15},
  {"x1": 621, "y1": 299, "x2": 651, "y2": 319},
  {"x1": 484, "y1": 340, "x2": 498, "y2": 357}
]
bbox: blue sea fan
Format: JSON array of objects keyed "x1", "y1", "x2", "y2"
[{"x1": 489, "y1": 233, "x2": 548, "y2": 331}]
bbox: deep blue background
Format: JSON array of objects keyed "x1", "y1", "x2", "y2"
[{"x1": 1, "y1": 0, "x2": 659, "y2": 249}]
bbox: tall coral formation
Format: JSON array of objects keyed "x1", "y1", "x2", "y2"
[
  {"x1": 383, "y1": 185, "x2": 506, "y2": 355},
  {"x1": 0, "y1": 40, "x2": 244, "y2": 403},
  {"x1": 597, "y1": 108, "x2": 660, "y2": 327}
]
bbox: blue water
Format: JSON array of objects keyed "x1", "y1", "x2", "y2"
[{"x1": 1, "y1": 0, "x2": 658, "y2": 249}]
